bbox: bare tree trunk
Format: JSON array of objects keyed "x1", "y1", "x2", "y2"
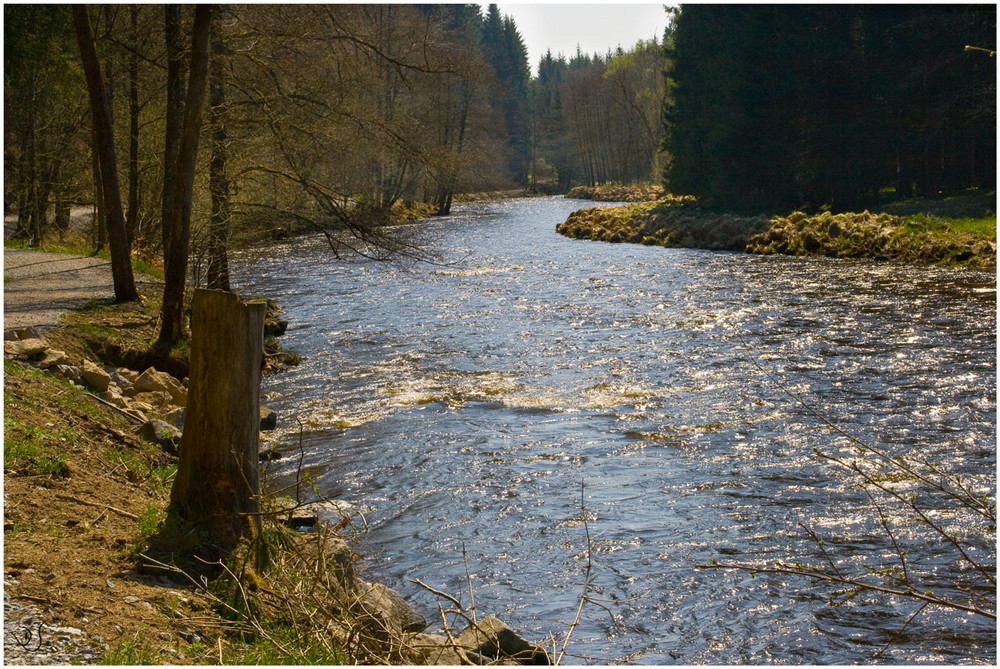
[
  {"x1": 54, "y1": 192, "x2": 70, "y2": 242},
  {"x1": 206, "y1": 16, "x2": 231, "y2": 291},
  {"x1": 167, "y1": 289, "x2": 265, "y2": 560},
  {"x1": 159, "y1": 5, "x2": 213, "y2": 344},
  {"x1": 27, "y1": 102, "x2": 42, "y2": 246},
  {"x1": 126, "y1": 5, "x2": 140, "y2": 245},
  {"x1": 89, "y1": 124, "x2": 106, "y2": 251},
  {"x1": 161, "y1": 5, "x2": 185, "y2": 267},
  {"x1": 73, "y1": 5, "x2": 139, "y2": 303},
  {"x1": 15, "y1": 122, "x2": 33, "y2": 240}
]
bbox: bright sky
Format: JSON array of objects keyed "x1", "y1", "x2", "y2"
[{"x1": 491, "y1": 3, "x2": 671, "y2": 73}]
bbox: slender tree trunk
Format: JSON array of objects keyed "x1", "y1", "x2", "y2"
[
  {"x1": 27, "y1": 101, "x2": 42, "y2": 246},
  {"x1": 15, "y1": 123, "x2": 32, "y2": 240},
  {"x1": 159, "y1": 5, "x2": 213, "y2": 345},
  {"x1": 168, "y1": 289, "x2": 265, "y2": 560},
  {"x1": 161, "y1": 5, "x2": 186, "y2": 268},
  {"x1": 206, "y1": 17, "x2": 231, "y2": 291},
  {"x1": 73, "y1": 5, "x2": 139, "y2": 303},
  {"x1": 89, "y1": 124, "x2": 106, "y2": 251},
  {"x1": 126, "y1": 5, "x2": 140, "y2": 245},
  {"x1": 54, "y1": 191, "x2": 70, "y2": 242}
]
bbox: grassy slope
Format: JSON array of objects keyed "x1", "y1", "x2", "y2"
[{"x1": 3, "y1": 290, "x2": 343, "y2": 664}]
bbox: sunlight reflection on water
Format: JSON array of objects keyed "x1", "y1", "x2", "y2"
[{"x1": 234, "y1": 196, "x2": 995, "y2": 664}]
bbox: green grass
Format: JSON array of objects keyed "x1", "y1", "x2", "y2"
[
  {"x1": 135, "y1": 504, "x2": 164, "y2": 539},
  {"x1": 946, "y1": 216, "x2": 996, "y2": 241},
  {"x1": 900, "y1": 213, "x2": 996, "y2": 241},
  {"x1": 212, "y1": 627, "x2": 347, "y2": 665},
  {"x1": 3, "y1": 415, "x2": 70, "y2": 477},
  {"x1": 102, "y1": 630, "x2": 158, "y2": 665},
  {"x1": 35, "y1": 453, "x2": 71, "y2": 477},
  {"x1": 128, "y1": 503, "x2": 166, "y2": 561},
  {"x1": 108, "y1": 445, "x2": 178, "y2": 495},
  {"x1": 4, "y1": 416, "x2": 43, "y2": 461}
]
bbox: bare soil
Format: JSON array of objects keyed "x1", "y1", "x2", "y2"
[
  {"x1": 4, "y1": 360, "x2": 215, "y2": 664},
  {"x1": 3, "y1": 252, "x2": 212, "y2": 663}
]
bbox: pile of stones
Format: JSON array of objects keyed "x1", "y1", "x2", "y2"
[{"x1": 4, "y1": 326, "x2": 277, "y2": 454}]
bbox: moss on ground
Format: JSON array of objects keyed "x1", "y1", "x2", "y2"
[{"x1": 557, "y1": 192, "x2": 996, "y2": 269}]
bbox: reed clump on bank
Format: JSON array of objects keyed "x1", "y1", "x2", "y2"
[
  {"x1": 747, "y1": 209, "x2": 996, "y2": 268},
  {"x1": 556, "y1": 200, "x2": 771, "y2": 252},
  {"x1": 557, "y1": 193, "x2": 997, "y2": 268},
  {"x1": 566, "y1": 183, "x2": 677, "y2": 203}
]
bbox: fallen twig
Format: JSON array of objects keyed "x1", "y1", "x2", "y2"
[{"x1": 54, "y1": 493, "x2": 138, "y2": 519}]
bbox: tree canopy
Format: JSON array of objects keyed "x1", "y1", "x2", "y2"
[{"x1": 663, "y1": 4, "x2": 996, "y2": 213}]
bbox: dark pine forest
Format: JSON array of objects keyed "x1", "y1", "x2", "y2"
[{"x1": 663, "y1": 5, "x2": 996, "y2": 213}]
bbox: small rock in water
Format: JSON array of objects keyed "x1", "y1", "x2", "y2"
[
  {"x1": 259, "y1": 406, "x2": 277, "y2": 431},
  {"x1": 259, "y1": 448, "x2": 282, "y2": 462}
]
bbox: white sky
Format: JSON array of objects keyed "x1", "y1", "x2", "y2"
[{"x1": 490, "y1": 3, "x2": 671, "y2": 73}]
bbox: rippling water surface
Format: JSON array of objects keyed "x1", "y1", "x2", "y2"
[{"x1": 232, "y1": 197, "x2": 996, "y2": 664}]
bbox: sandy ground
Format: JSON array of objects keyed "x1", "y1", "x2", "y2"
[
  {"x1": 3, "y1": 250, "x2": 121, "y2": 332},
  {"x1": 2, "y1": 207, "x2": 137, "y2": 332}
]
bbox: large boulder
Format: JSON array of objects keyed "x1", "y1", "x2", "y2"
[
  {"x1": 4, "y1": 338, "x2": 49, "y2": 360},
  {"x1": 453, "y1": 616, "x2": 550, "y2": 665},
  {"x1": 134, "y1": 367, "x2": 187, "y2": 405},
  {"x1": 101, "y1": 389, "x2": 132, "y2": 411},
  {"x1": 32, "y1": 348, "x2": 67, "y2": 369},
  {"x1": 354, "y1": 581, "x2": 428, "y2": 639},
  {"x1": 55, "y1": 364, "x2": 83, "y2": 386},
  {"x1": 405, "y1": 618, "x2": 550, "y2": 665},
  {"x1": 5, "y1": 326, "x2": 41, "y2": 341},
  {"x1": 109, "y1": 368, "x2": 136, "y2": 394},
  {"x1": 163, "y1": 406, "x2": 186, "y2": 429},
  {"x1": 131, "y1": 390, "x2": 174, "y2": 410},
  {"x1": 264, "y1": 318, "x2": 289, "y2": 337},
  {"x1": 285, "y1": 500, "x2": 359, "y2": 531},
  {"x1": 259, "y1": 406, "x2": 277, "y2": 431},
  {"x1": 400, "y1": 633, "x2": 472, "y2": 665},
  {"x1": 294, "y1": 531, "x2": 358, "y2": 599},
  {"x1": 80, "y1": 359, "x2": 111, "y2": 392}
]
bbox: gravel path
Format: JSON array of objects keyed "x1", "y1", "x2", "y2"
[
  {"x1": 3, "y1": 250, "x2": 153, "y2": 331},
  {"x1": 4, "y1": 590, "x2": 105, "y2": 665}
]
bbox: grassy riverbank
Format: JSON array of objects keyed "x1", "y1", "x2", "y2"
[
  {"x1": 3, "y1": 287, "x2": 345, "y2": 664},
  {"x1": 557, "y1": 189, "x2": 996, "y2": 269}
]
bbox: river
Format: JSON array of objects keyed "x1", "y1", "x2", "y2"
[{"x1": 231, "y1": 196, "x2": 996, "y2": 664}]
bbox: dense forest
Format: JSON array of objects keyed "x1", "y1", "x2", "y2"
[
  {"x1": 663, "y1": 4, "x2": 996, "y2": 213},
  {"x1": 4, "y1": 4, "x2": 668, "y2": 255}
]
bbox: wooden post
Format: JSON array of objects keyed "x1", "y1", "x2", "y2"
[{"x1": 168, "y1": 289, "x2": 266, "y2": 559}]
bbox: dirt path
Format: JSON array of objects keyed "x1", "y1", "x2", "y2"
[{"x1": 3, "y1": 250, "x2": 157, "y2": 331}]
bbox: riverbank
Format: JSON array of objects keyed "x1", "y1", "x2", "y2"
[
  {"x1": 4, "y1": 265, "x2": 553, "y2": 664},
  {"x1": 566, "y1": 183, "x2": 671, "y2": 202},
  {"x1": 3, "y1": 282, "x2": 310, "y2": 663},
  {"x1": 557, "y1": 191, "x2": 996, "y2": 269}
]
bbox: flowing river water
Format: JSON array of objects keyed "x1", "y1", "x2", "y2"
[{"x1": 232, "y1": 196, "x2": 996, "y2": 664}]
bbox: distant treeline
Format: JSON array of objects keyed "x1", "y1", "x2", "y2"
[
  {"x1": 5, "y1": 3, "x2": 994, "y2": 257},
  {"x1": 663, "y1": 4, "x2": 996, "y2": 213}
]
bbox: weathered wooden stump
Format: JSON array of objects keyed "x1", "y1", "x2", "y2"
[{"x1": 166, "y1": 289, "x2": 266, "y2": 560}]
